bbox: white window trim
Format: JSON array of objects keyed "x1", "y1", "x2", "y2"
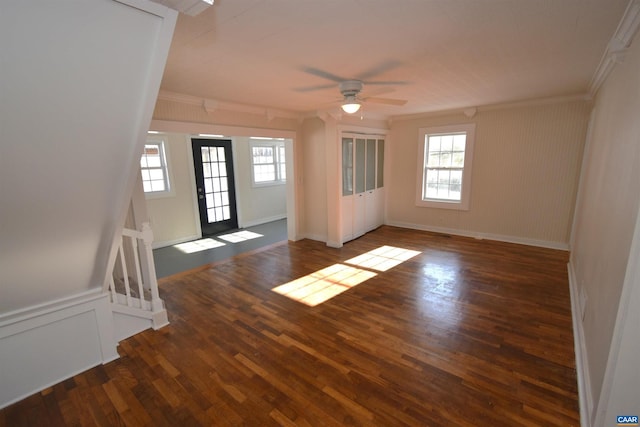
[
  {"x1": 249, "y1": 139, "x2": 286, "y2": 187},
  {"x1": 415, "y1": 123, "x2": 475, "y2": 211},
  {"x1": 142, "y1": 135, "x2": 176, "y2": 199}
]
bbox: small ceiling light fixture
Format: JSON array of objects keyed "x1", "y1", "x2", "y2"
[{"x1": 341, "y1": 95, "x2": 361, "y2": 114}]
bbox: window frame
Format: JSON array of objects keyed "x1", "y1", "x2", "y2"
[
  {"x1": 249, "y1": 138, "x2": 286, "y2": 187},
  {"x1": 141, "y1": 135, "x2": 174, "y2": 199},
  {"x1": 415, "y1": 123, "x2": 476, "y2": 211}
]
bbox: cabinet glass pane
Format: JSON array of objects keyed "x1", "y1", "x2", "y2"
[
  {"x1": 377, "y1": 139, "x2": 384, "y2": 188},
  {"x1": 366, "y1": 139, "x2": 376, "y2": 191},
  {"x1": 342, "y1": 138, "x2": 353, "y2": 196},
  {"x1": 355, "y1": 138, "x2": 366, "y2": 194}
]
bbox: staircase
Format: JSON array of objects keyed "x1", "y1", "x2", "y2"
[{"x1": 107, "y1": 222, "x2": 168, "y2": 341}]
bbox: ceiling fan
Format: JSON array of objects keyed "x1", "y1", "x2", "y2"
[
  {"x1": 337, "y1": 80, "x2": 407, "y2": 114},
  {"x1": 296, "y1": 62, "x2": 409, "y2": 114}
]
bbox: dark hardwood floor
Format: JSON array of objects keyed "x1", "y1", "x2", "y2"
[{"x1": 0, "y1": 226, "x2": 579, "y2": 426}]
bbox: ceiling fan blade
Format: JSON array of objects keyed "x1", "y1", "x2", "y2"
[
  {"x1": 356, "y1": 59, "x2": 402, "y2": 81},
  {"x1": 364, "y1": 96, "x2": 408, "y2": 106},
  {"x1": 301, "y1": 67, "x2": 348, "y2": 83},
  {"x1": 362, "y1": 80, "x2": 410, "y2": 86},
  {"x1": 293, "y1": 83, "x2": 337, "y2": 93}
]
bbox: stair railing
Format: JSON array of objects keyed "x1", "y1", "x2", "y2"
[{"x1": 108, "y1": 222, "x2": 164, "y2": 314}]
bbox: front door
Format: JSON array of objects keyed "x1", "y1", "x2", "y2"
[{"x1": 191, "y1": 138, "x2": 238, "y2": 236}]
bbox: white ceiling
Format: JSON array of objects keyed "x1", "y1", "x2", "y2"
[{"x1": 159, "y1": 0, "x2": 630, "y2": 119}]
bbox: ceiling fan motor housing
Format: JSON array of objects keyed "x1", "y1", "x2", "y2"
[{"x1": 339, "y1": 80, "x2": 363, "y2": 97}]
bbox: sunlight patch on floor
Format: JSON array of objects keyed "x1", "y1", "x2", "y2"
[
  {"x1": 174, "y1": 238, "x2": 226, "y2": 254},
  {"x1": 272, "y1": 264, "x2": 377, "y2": 306},
  {"x1": 218, "y1": 230, "x2": 263, "y2": 243},
  {"x1": 344, "y1": 246, "x2": 421, "y2": 272}
]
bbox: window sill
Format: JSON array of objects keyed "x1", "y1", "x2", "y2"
[
  {"x1": 251, "y1": 181, "x2": 286, "y2": 189},
  {"x1": 144, "y1": 189, "x2": 176, "y2": 200},
  {"x1": 415, "y1": 198, "x2": 469, "y2": 211}
]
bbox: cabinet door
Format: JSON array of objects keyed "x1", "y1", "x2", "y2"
[
  {"x1": 353, "y1": 192, "x2": 366, "y2": 238},
  {"x1": 342, "y1": 135, "x2": 385, "y2": 242},
  {"x1": 342, "y1": 193, "x2": 354, "y2": 241},
  {"x1": 365, "y1": 189, "x2": 377, "y2": 231}
]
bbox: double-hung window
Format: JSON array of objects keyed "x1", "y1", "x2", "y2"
[
  {"x1": 416, "y1": 123, "x2": 475, "y2": 210},
  {"x1": 141, "y1": 136, "x2": 171, "y2": 195},
  {"x1": 250, "y1": 138, "x2": 286, "y2": 186}
]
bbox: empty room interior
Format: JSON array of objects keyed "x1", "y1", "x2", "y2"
[{"x1": 1, "y1": 0, "x2": 640, "y2": 426}]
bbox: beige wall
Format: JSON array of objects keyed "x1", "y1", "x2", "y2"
[
  {"x1": 570, "y1": 31, "x2": 640, "y2": 421},
  {"x1": 301, "y1": 118, "x2": 328, "y2": 241},
  {"x1": 387, "y1": 100, "x2": 591, "y2": 248}
]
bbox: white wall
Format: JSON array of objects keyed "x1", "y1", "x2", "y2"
[
  {"x1": 151, "y1": 100, "x2": 305, "y2": 242},
  {"x1": 387, "y1": 100, "x2": 591, "y2": 248},
  {"x1": 145, "y1": 133, "x2": 200, "y2": 246},
  {"x1": 570, "y1": 29, "x2": 640, "y2": 425},
  {"x1": 147, "y1": 120, "x2": 302, "y2": 248},
  {"x1": 145, "y1": 133, "x2": 288, "y2": 247},
  {"x1": 0, "y1": 0, "x2": 174, "y2": 312},
  {"x1": 234, "y1": 136, "x2": 287, "y2": 227},
  {"x1": 0, "y1": 0, "x2": 176, "y2": 408}
]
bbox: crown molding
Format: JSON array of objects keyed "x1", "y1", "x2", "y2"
[
  {"x1": 390, "y1": 93, "x2": 592, "y2": 123},
  {"x1": 156, "y1": 90, "x2": 303, "y2": 121},
  {"x1": 590, "y1": 0, "x2": 640, "y2": 95}
]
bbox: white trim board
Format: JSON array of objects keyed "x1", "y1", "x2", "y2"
[
  {"x1": 0, "y1": 290, "x2": 119, "y2": 409},
  {"x1": 568, "y1": 261, "x2": 594, "y2": 427}
]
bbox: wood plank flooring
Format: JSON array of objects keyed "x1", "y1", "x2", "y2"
[{"x1": 0, "y1": 226, "x2": 579, "y2": 426}]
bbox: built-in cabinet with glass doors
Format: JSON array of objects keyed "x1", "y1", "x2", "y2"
[{"x1": 341, "y1": 135, "x2": 385, "y2": 242}]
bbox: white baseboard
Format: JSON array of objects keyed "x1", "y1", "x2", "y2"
[
  {"x1": 111, "y1": 302, "x2": 169, "y2": 341},
  {"x1": 0, "y1": 289, "x2": 119, "y2": 409},
  {"x1": 326, "y1": 240, "x2": 343, "y2": 248},
  {"x1": 152, "y1": 234, "x2": 200, "y2": 249},
  {"x1": 152, "y1": 215, "x2": 288, "y2": 249},
  {"x1": 301, "y1": 232, "x2": 328, "y2": 243},
  {"x1": 240, "y1": 214, "x2": 287, "y2": 229},
  {"x1": 385, "y1": 221, "x2": 570, "y2": 250},
  {"x1": 568, "y1": 261, "x2": 593, "y2": 427}
]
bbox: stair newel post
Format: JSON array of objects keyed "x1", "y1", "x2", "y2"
[{"x1": 141, "y1": 222, "x2": 162, "y2": 312}]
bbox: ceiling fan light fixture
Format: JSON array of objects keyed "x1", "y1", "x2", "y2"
[{"x1": 341, "y1": 96, "x2": 361, "y2": 114}]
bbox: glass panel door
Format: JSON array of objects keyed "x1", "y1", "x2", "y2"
[
  {"x1": 342, "y1": 137, "x2": 354, "y2": 196},
  {"x1": 191, "y1": 138, "x2": 238, "y2": 236},
  {"x1": 377, "y1": 139, "x2": 384, "y2": 188},
  {"x1": 366, "y1": 139, "x2": 376, "y2": 191},
  {"x1": 355, "y1": 138, "x2": 366, "y2": 194}
]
